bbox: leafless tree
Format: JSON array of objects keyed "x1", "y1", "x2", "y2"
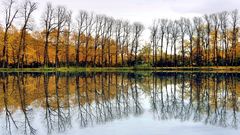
[
  {"x1": 165, "y1": 20, "x2": 172, "y2": 65},
  {"x1": 55, "y1": 6, "x2": 67, "y2": 68},
  {"x1": 186, "y1": 19, "x2": 194, "y2": 66},
  {"x1": 75, "y1": 10, "x2": 87, "y2": 66},
  {"x1": 121, "y1": 21, "x2": 131, "y2": 66},
  {"x1": 218, "y1": 11, "x2": 229, "y2": 65},
  {"x1": 84, "y1": 12, "x2": 94, "y2": 67},
  {"x1": 159, "y1": 19, "x2": 168, "y2": 65},
  {"x1": 65, "y1": 11, "x2": 72, "y2": 68},
  {"x1": 132, "y1": 22, "x2": 144, "y2": 65},
  {"x1": 99, "y1": 16, "x2": 108, "y2": 67},
  {"x1": 178, "y1": 18, "x2": 187, "y2": 66},
  {"x1": 150, "y1": 20, "x2": 160, "y2": 66},
  {"x1": 230, "y1": 9, "x2": 239, "y2": 65},
  {"x1": 105, "y1": 17, "x2": 114, "y2": 66},
  {"x1": 203, "y1": 14, "x2": 212, "y2": 66},
  {"x1": 93, "y1": 15, "x2": 104, "y2": 67},
  {"x1": 17, "y1": 0, "x2": 37, "y2": 68},
  {"x1": 171, "y1": 21, "x2": 179, "y2": 66},
  {"x1": 193, "y1": 17, "x2": 203, "y2": 66},
  {"x1": 2, "y1": 0, "x2": 19, "y2": 68},
  {"x1": 210, "y1": 14, "x2": 220, "y2": 65},
  {"x1": 114, "y1": 20, "x2": 122, "y2": 66},
  {"x1": 42, "y1": 3, "x2": 56, "y2": 67}
]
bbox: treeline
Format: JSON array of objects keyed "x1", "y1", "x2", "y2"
[
  {"x1": 149, "y1": 10, "x2": 240, "y2": 66},
  {"x1": 0, "y1": 0, "x2": 239, "y2": 68}
]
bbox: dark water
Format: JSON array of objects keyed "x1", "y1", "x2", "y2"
[{"x1": 0, "y1": 72, "x2": 239, "y2": 135}]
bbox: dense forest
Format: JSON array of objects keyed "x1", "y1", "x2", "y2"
[{"x1": 0, "y1": 0, "x2": 240, "y2": 68}]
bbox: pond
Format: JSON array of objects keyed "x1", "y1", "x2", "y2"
[{"x1": 0, "y1": 72, "x2": 239, "y2": 135}]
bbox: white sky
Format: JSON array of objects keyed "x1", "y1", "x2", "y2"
[
  {"x1": 1, "y1": 0, "x2": 240, "y2": 40},
  {"x1": 32, "y1": 0, "x2": 240, "y2": 40},
  {"x1": 34, "y1": 0, "x2": 240, "y2": 25}
]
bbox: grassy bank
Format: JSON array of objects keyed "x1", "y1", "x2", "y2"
[{"x1": 1, "y1": 66, "x2": 240, "y2": 73}]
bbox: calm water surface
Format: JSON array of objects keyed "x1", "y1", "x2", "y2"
[{"x1": 0, "y1": 72, "x2": 239, "y2": 135}]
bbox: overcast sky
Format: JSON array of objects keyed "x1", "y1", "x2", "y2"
[
  {"x1": 1, "y1": 0, "x2": 238, "y2": 39},
  {"x1": 35, "y1": 0, "x2": 240, "y2": 25},
  {"x1": 31, "y1": 0, "x2": 240, "y2": 39}
]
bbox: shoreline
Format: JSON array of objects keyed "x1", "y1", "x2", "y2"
[{"x1": 0, "y1": 66, "x2": 240, "y2": 73}]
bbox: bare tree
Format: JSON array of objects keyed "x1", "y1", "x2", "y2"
[
  {"x1": 203, "y1": 14, "x2": 212, "y2": 66},
  {"x1": 230, "y1": 9, "x2": 239, "y2": 66},
  {"x1": 100, "y1": 16, "x2": 108, "y2": 67},
  {"x1": 165, "y1": 20, "x2": 172, "y2": 65},
  {"x1": 171, "y1": 21, "x2": 179, "y2": 66},
  {"x1": 210, "y1": 14, "x2": 220, "y2": 65},
  {"x1": 218, "y1": 11, "x2": 229, "y2": 65},
  {"x1": 42, "y1": 3, "x2": 56, "y2": 67},
  {"x1": 65, "y1": 11, "x2": 72, "y2": 68},
  {"x1": 17, "y1": 0, "x2": 37, "y2": 68},
  {"x1": 121, "y1": 21, "x2": 131, "y2": 66},
  {"x1": 114, "y1": 20, "x2": 122, "y2": 66},
  {"x1": 178, "y1": 18, "x2": 187, "y2": 66},
  {"x1": 84, "y1": 12, "x2": 94, "y2": 67},
  {"x1": 193, "y1": 17, "x2": 203, "y2": 66},
  {"x1": 186, "y1": 19, "x2": 194, "y2": 66},
  {"x1": 55, "y1": 6, "x2": 67, "y2": 68},
  {"x1": 132, "y1": 22, "x2": 144, "y2": 66},
  {"x1": 2, "y1": 0, "x2": 18, "y2": 68},
  {"x1": 159, "y1": 19, "x2": 167, "y2": 65},
  {"x1": 75, "y1": 11, "x2": 87, "y2": 66},
  {"x1": 150, "y1": 20, "x2": 160, "y2": 66},
  {"x1": 105, "y1": 17, "x2": 114, "y2": 66},
  {"x1": 93, "y1": 15, "x2": 104, "y2": 67}
]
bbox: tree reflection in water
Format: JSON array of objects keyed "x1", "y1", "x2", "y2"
[
  {"x1": 0, "y1": 72, "x2": 239, "y2": 135},
  {"x1": 150, "y1": 73, "x2": 239, "y2": 129}
]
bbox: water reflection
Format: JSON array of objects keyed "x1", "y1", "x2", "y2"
[{"x1": 0, "y1": 72, "x2": 239, "y2": 135}]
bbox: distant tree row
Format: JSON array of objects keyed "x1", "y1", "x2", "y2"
[
  {"x1": 0, "y1": 0, "x2": 239, "y2": 68},
  {"x1": 0, "y1": 0, "x2": 145, "y2": 68},
  {"x1": 149, "y1": 10, "x2": 240, "y2": 66}
]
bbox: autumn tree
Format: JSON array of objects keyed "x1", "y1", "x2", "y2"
[{"x1": 0, "y1": 3, "x2": 239, "y2": 68}]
